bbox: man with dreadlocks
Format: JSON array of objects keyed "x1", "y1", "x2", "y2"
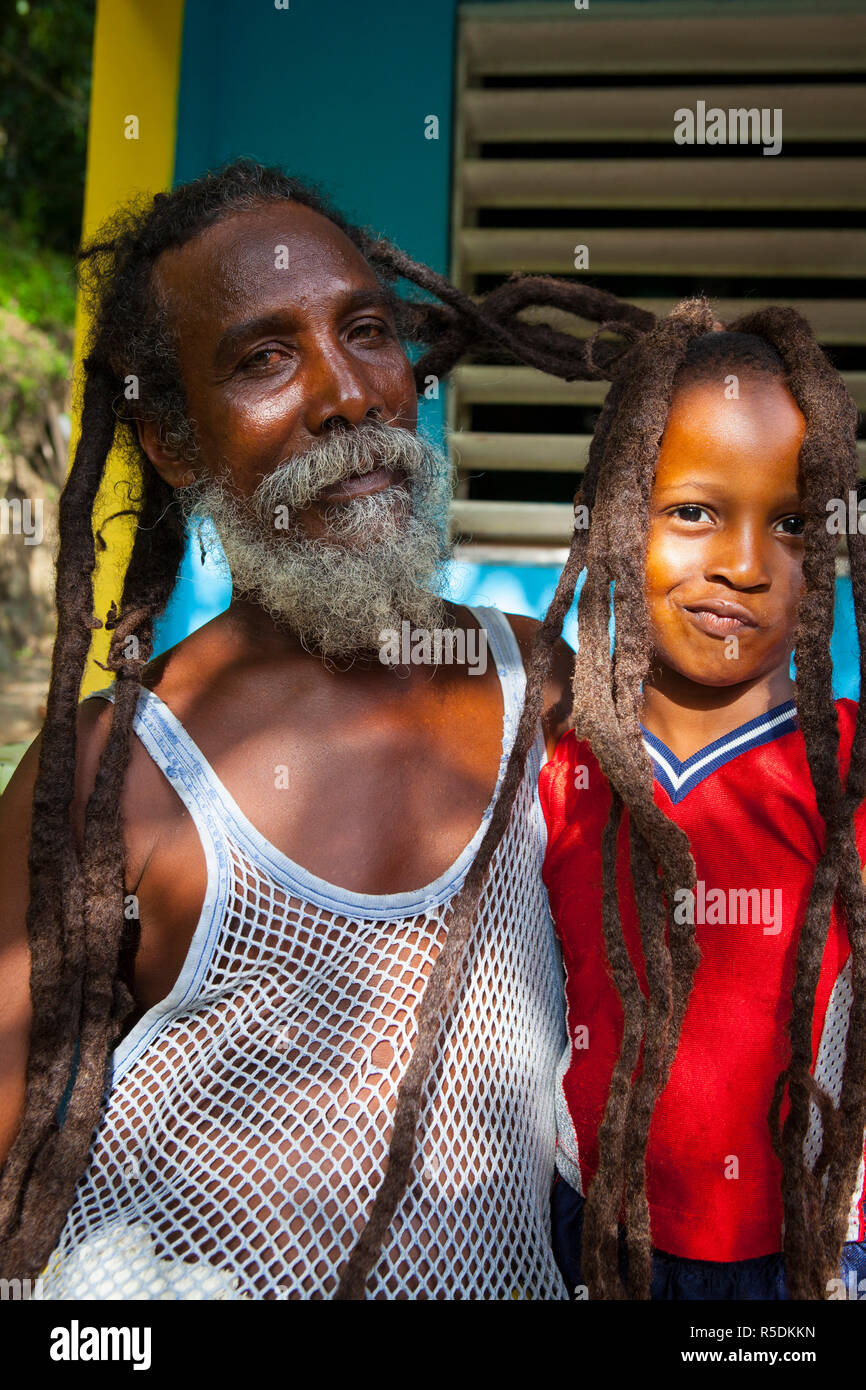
[
  {"x1": 531, "y1": 304, "x2": 866, "y2": 1300},
  {"x1": 0, "y1": 159, "x2": 656, "y2": 1300}
]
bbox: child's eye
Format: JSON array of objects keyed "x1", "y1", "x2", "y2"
[
  {"x1": 775, "y1": 514, "x2": 805, "y2": 537},
  {"x1": 670, "y1": 504, "x2": 712, "y2": 523}
]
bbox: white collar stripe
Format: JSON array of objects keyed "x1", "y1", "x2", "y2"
[{"x1": 642, "y1": 703, "x2": 798, "y2": 801}]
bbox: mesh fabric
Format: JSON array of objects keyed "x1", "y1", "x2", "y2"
[{"x1": 39, "y1": 607, "x2": 568, "y2": 1300}]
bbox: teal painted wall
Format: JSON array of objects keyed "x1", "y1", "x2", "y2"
[
  {"x1": 155, "y1": 0, "x2": 460, "y2": 654},
  {"x1": 173, "y1": 0, "x2": 457, "y2": 279}
]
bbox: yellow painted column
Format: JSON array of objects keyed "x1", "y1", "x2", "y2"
[{"x1": 73, "y1": 0, "x2": 185, "y2": 693}]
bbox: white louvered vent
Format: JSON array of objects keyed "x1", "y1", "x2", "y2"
[{"x1": 448, "y1": 0, "x2": 866, "y2": 557}]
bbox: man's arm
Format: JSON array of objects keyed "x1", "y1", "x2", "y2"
[
  {"x1": 0, "y1": 700, "x2": 114, "y2": 1168},
  {"x1": 0, "y1": 734, "x2": 40, "y2": 1167},
  {"x1": 504, "y1": 613, "x2": 575, "y2": 759}
]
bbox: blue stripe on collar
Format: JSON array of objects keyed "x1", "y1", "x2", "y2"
[{"x1": 641, "y1": 700, "x2": 799, "y2": 804}]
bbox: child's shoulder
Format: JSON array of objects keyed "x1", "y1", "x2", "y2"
[
  {"x1": 538, "y1": 727, "x2": 612, "y2": 845},
  {"x1": 539, "y1": 727, "x2": 608, "y2": 810},
  {"x1": 544, "y1": 726, "x2": 599, "y2": 772},
  {"x1": 833, "y1": 696, "x2": 860, "y2": 783}
]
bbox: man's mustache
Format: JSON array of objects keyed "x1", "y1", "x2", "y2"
[
  {"x1": 248, "y1": 421, "x2": 438, "y2": 522},
  {"x1": 175, "y1": 417, "x2": 454, "y2": 660}
]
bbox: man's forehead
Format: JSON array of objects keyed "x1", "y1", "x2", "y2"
[{"x1": 153, "y1": 200, "x2": 380, "y2": 324}]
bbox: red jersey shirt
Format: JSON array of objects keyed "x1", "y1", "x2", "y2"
[{"x1": 539, "y1": 698, "x2": 866, "y2": 1262}]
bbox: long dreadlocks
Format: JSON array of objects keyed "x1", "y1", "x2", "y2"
[
  {"x1": 0, "y1": 157, "x2": 651, "y2": 1284},
  {"x1": 4, "y1": 156, "x2": 861, "y2": 1304},
  {"x1": 338, "y1": 297, "x2": 866, "y2": 1302}
]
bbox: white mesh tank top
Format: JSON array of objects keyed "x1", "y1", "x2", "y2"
[{"x1": 39, "y1": 606, "x2": 569, "y2": 1300}]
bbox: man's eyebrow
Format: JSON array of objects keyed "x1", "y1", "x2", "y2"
[
  {"x1": 340, "y1": 286, "x2": 395, "y2": 316},
  {"x1": 213, "y1": 287, "x2": 395, "y2": 366}
]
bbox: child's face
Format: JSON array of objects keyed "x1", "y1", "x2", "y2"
[{"x1": 645, "y1": 372, "x2": 807, "y2": 690}]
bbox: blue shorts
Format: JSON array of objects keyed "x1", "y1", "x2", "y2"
[{"x1": 551, "y1": 1173, "x2": 866, "y2": 1300}]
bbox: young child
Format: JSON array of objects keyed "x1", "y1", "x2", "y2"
[{"x1": 537, "y1": 302, "x2": 866, "y2": 1300}]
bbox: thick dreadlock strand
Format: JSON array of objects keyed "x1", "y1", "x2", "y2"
[
  {"x1": 355, "y1": 241, "x2": 654, "y2": 386},
  {"x1": 732, "y1": 306, "x2": 866, "y2": 1299},
  {"x1": 822, "y1": 515, "x2": 866, "y2": 1276},
  {"x1": 0, "y1": 429, "x2": 186, "y2": 1279},
  {"x1": 822, "y1": 834, "x2": 866, "y2": 1272},
  {"x1": 0, "y1": 364, "x2": 118, "y2": 1256},
  {"x1": 0, "y1": 155, "x2": 658, "y2": 1287},
  {"x1": 336, "y1": 286, "x2": 657, "y2": 1299},
  {"x1": 579, "y1": 791, "x2": 646, "y2": 1300},
  {"x1": 335, "y1": 529, "x2": 588, "y2": 1300},
  {"x1": 3, "y1": 478, "x2": 187, "y2": 1280},
  {"x1": 570, "y1": 304, "x2": 713, "y2": 1298}
]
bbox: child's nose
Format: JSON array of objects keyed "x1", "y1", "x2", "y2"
[{"x1": 705, "y1": 525, "x2": 772, "y2": 590}]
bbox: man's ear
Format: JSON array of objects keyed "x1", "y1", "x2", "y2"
[{"x1": 136, "y1": 418, "x2": 197, "y2": 489}]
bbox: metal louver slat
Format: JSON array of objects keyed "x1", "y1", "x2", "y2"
[
  {"x1": 449, "y1": 3, "x2": 865, "y2": 555},
  {"x1": 450, "y1": 500, "x2": 576, "y2": 544},
  {"x1": 464, "y1": 86, "x2": 865, "y2": 143},
  {"x1": 453, "y1": 366, "x2": 866, "y2": 410},
  {"x1": 451, "y1": 432, "x2": 866, "y2": 475},
  {"x1": 463, "y1": 160, "x2": 866, "y2": 211},
  {"x1": 461, "y1": 229, "x2": 866, "y2": 278},
  {"x1": 463, "y1": 11, "x2": 866, "y2": 77}
]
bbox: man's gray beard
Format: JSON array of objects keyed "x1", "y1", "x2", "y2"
[{"x1": 178, "y1": 421, "x2": 454, "y2": 661}]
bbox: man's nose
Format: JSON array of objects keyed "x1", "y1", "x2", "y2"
[
  {"x1": 706, "y1": 523, "x2": 772, "y2": 590},
  {"x1": 303, "y1": 338, "x2": 387, "y2": 433}
]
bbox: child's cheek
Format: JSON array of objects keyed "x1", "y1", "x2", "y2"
[
  {"x1": 644, "y1": 524, "x2": 691, "y2": 618},
  {"x1": 644, "y1": 528, "x2": 688, "y2": 657}
]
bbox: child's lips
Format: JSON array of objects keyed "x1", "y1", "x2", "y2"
[{"x1": 682, "y1": 601, "x2": 760, "y2": 637}]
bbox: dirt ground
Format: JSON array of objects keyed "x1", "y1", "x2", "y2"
[{"x1": 0, "y1": 633, "x2": 53, "y2": 786}]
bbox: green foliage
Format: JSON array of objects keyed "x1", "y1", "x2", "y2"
[
  {"x1": 0, "y1": 213, "x2": 77, "y2": 329},
  {"x1": 0, "y1": 0, "x2": 95, "y2": 253},
  {"x1": 0, "y1": 304, "x2": 70, "y2": 440},
  {"x1": 0, "y1": 744, "x2": 29, "y2": 794}
]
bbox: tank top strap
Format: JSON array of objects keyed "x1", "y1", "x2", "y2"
[
  {"x1": 465, "y1": 606, "x2": 551, "y2": 866},
  {"x1": 465, "y1": 605, "x2": 527, "y2": 755},
  {"x1": 81, "y1": 607, "x2": 542, "y2": 866},
  {"x1": 80, "y1": 684, "x2": 233, "y2": 1062},
  {"x1": 80, "y1": 684, "x2": 232, "y2": 858}
]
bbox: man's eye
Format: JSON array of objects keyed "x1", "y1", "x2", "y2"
[
  {"x1": 242, "y1": 347, "x2": 285, "y2": 370},
  {"x1": 350, "y1": 320, "x2": 388, "y2": 341},
  {"x1": 776, "y1": 514, "x2": 805, "y2": 536},
  {"x1": 671, "y1": 504, "x2": 711, "y2": 523}
]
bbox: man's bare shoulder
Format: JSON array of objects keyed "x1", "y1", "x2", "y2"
[
  {"x1": 72, "y1": 624, "x2": 229, "y2": 873},
  {"x1": 65, "y1": 625, "x2": 217, "y2": 806},
  {"x1": 502, "y1": 612, "x2": 574, "y2": 752},
  {"x1": 138, "y1": 612, "x2": 235, "y2": 703}
]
